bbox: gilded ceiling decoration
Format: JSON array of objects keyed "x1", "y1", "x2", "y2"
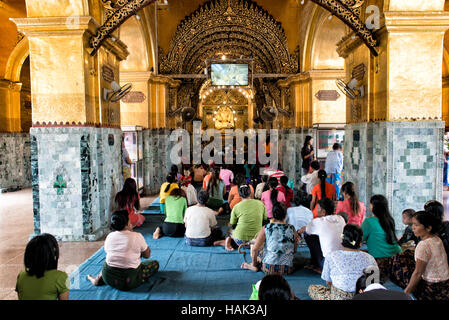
[
  {"x1": 160, "y1": 0, "x2": 299, "y2": 75},
  {"x1": 310, "y1": 0, "x2": 378, "y2": 56},
  {"x1": 90, "y1": 0, "x2": 155, "y2": 56}
]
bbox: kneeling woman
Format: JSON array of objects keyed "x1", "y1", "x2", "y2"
[
  {"x1": 214, "y1": 185, "x2": 268, "y2": 251},
  {"x1": 308, "y1": 224, "x2": 378, "y2": 300},
  {"x1": 241, "y1": 203, "x2": 298, "y2": 275},
  {"x1": 403, "y1": 211, "x2": 449, "y2": 300},
  {"x1": 87, "y1": 211, "x2": 159, "y2": 291},
  {"x1": 153, "y1": 188, "x2": 187, "y2": 239}
]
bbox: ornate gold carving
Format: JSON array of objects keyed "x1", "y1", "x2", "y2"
[
  {"x1": 310, "y1": 0, "x2": 378, "y2": 56},
  {"x1": 14, "y1": 32, "x2": 25, "y2": 47},
  {"x1": 90, "y1": 0, "x2": 155, "y2": 56},
  {"x1": 160, "y1": 0, "x2": 298, "y2": 75}
]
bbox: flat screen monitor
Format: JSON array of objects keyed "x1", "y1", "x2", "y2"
[{"x1": 211, "y1": 63, "x2": 249, "y2": 86}]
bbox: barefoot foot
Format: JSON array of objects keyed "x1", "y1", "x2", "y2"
[
  {"x1": 153, "y1": 227, "x2": 162, "y2": 239},
  {"x1": 241, "y1": 262, "x2": 259, "y2": 272}
]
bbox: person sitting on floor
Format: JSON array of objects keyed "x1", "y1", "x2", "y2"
[
  {"x1": 276, "y1": 175, "x2": 294, "y2": 209},
  {"x1": 159, "y1": 173, "x2": 179, "y2": 214},
  {"x1": 335, "y1": 182, "x2": 365, "y2": 226},
  {"x1": 115, "y1": 178, "x2": 145, "y2": 228},
  {"x1": 180, "y1": 167, "x2": 198, "y2": 207},
  {"x1": 153, "y1": 188, "x2": 187, "y2": 239},
  {"x1": 214, "y1": 185, "x2": 267, "y2": 251},
  {"x1": 192, "y1": 164, "x2": 207, "y2": 193},
  {"x1": 424, "y1": 200, "x2": 449, "y2": 257},
  {"x1": 300, "y1": 160, "x2": 321, "y2": 195},
  {"x1": 396, "y1": 211, "x2": 449, "y2": 300},
  {"x1": 261, "y1": 177, "x2": 286, "y2": 220},
  {"x1": 398, "y1": 208, "x2": 419, "y2": 246},
  {"x1": 228, "y1": 173, "x2": 255, "y2": 210},
  {"x1": 298, "y1": 198, "x2": 345, "y2": 273},
  {"x1": 184, "y1": 190, "x2": 224, "y2": 247},
  {"x1": 361, "y1": 194, "x2": 402, "y2": 282},
  {"x1": 241, "y1": 203, "x2": 298, "y2": 275},
  {"x1": 205, "y1": 167, "x2": 228, "y2": 215},
  {"x1": 310, "y1": 169, "x2": 336, "y2": 218},
  {"x1": 255, "y1": 175, "x2": 268, "y2": 200},
  {"x1": 16, "y1": 233, "x2": 69, "y2": 300},
  {"x1": 285, "y1": 191, "x2": 313, "y2": 232},
  {"x1": 257, "y1": 275, "x2": 298, "y2": 301},
  {"x1": 353, "y1": 269, "x2": 412, "y2": 300},
  {"x1": 308, "y1": 224, "x2": 378, "y2": 300},
  {"x1": 87, "y1": 210, "x2": 159, "y2": 291},
  {"x1": 220, "y1": 164, "x2": 234, "y2": 194},
  {"x1": 170, "y1": 164, "x2": 182, "y2": 183}
]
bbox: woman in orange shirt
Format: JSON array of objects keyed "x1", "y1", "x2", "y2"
[
  {"x1": 310, "y1": 170, "x2": 336, "y2": 218},
  {"x1": 228, "y1": 174, "x2": 254, "y2": 210}
]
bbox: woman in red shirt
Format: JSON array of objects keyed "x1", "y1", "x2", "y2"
[
  {"x1": 336, "y1": 182, "x2": 365, "y2": 226},
  {"x1": 310, "y1": 170, "x2": 336, "y2": 218},
  {"x1": 276, "y1": 175, "x2": 294, "y2": 208},
  {"x1": 115, "y1": 178, "x2": 145, "y2": 228}
]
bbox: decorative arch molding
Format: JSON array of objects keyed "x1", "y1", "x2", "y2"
[
  {"x1": 310, "y1": 0, "x2": 378, "y2": 56},
  {"x1": 159, "y1": 0, "x2": 299, "y2": 75},
  {"x1": 5, "y1": 35, "x2": 29, "y2": 82},
  {"x1": 89, "y1": 0, "x2": 156, "y2": 56}
]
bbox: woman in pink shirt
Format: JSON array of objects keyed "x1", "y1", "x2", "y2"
[
  {"x1": 336, "y1": 182, "x2": 365, "y2": 226},
  {"x1": 87, "y1": 210, "x2": 159, "y2": 291},
  {"x1": 261, "y1": 177, "x2": 286, "y2": 219}
]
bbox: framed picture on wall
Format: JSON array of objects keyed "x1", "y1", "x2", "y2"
[{"x1": 316, "y1": 129, "x2": 345, "y2": 159}]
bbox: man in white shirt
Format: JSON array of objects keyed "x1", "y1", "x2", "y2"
[
  {"x1": 286, "y1": 191, "x2": 313, "y2": 231},
  {"x1": 298, "y1": 197, "x2": 345, "y2": 272},
  {"x1": 300, "y1": 160, "x2": 321, "y2": 195},
  {"x1": 184, "y1": 190, "x2": 223, "y2": 247}
]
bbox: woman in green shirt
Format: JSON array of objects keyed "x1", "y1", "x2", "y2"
[
  {"x1": 16, "y1": 234, "x2": 69, "y2": 300},
  {"x1": 153, "y1": 188, "x2": 187, "y2": 239},
  {"x1": 361, "y1": 194, "x2": 401, "y2": 282},
  {"x1": 214, "y1": 185, "x2": 268, "y2": 251}
]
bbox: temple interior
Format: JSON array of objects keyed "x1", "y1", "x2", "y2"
[{"x1": 2, "y1": 0, "x2": 449, "y2": 301}]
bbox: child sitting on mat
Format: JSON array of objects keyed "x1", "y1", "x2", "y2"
[
  {"x1": 16, "y1": 233, "x2": 69, "y2": 300},
  {"x1": 87, "y1": 210, "x2": 159, "y2": 291}
]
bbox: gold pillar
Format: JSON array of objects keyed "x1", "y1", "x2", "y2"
[
  {"x1": 278, "y1": 70, "x2": 346, "y2": 129},
  {"x1": 148, "y1": 74, "x2": 179, "y2": 129},
  {"x1": 378, "y1": 12, "x2": 449, "y2": 121},
  {"x1": 12, "y1": 16, "x2": 128, "y2": 126},
  {"x1": 120, "y1": 71, "x2": 152, "y2": 128},
  {"x1": 306, "y1": 70, "x2": 346, "y2": 126},
  {"x1": 0, "y1": 79, "x2": 22, "y2": 132},
  {"x1": 443, "y1": 76, "x2": 449, "y2": 128}
]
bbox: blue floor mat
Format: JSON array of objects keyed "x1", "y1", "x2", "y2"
[{"x1": 68, "y1": 220, "x2": 403, "y2": 300}]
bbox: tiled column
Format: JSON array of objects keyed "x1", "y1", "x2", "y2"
[
  {"x1": 13, "y1": 15, "x2": 128, "y2": 241},
  {"x1": 30, "y1": 126, "x2": 122, "y2": 241},
  {"x1": 0, "y1": 132, "x2": 31, "y2": 192}
]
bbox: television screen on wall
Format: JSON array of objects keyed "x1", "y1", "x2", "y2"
[{"x1": 211, "y1": 64, "x2": 249, "y2": 86}]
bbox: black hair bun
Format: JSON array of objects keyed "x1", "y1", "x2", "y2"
[{"x1": 110, "y1": 210, "x2": 129, "y2": 231}]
